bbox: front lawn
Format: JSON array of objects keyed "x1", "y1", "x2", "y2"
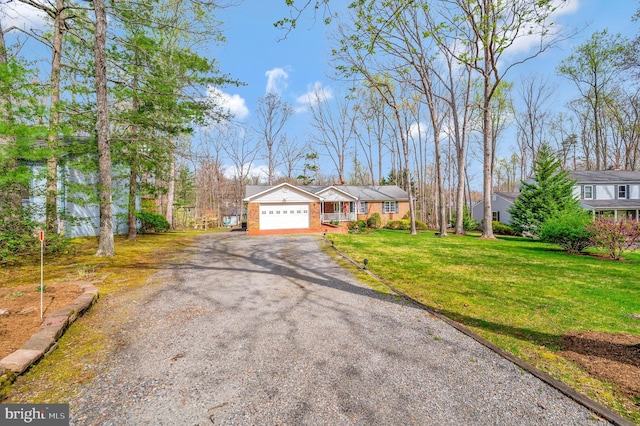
[{"x1": 329, "y1": 230, "x2": 640, "y2": 422}]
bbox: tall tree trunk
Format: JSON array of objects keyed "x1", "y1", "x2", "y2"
[
  {"x1": 94, "y1": 0, "x2": 114, "y2": 257},
  {"x1": 481, "y1": 43, "x2": 495, "y2": 239},
  {"x1": 0, "y1": 21, "x2": 7, "y2": 64},
  {"x1": 45, "y1": 0, "x2": 65, "y2": 233},
  {"x1": 165, "y1": 154, "x2": 175, "y2": 229},
  {"x1": 127, "y1": 163, "x2": 137, "y2": 240}
]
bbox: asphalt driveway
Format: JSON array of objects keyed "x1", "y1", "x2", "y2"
[{"x1": 72, "y1": 233, "x2": 607, "y2": 425}]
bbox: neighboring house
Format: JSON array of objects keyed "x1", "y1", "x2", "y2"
[
  {"x1": 244, "y1": 183, "x2": 410, "y2": 235},
  {"x1": 471, "y1": 192, "x2": 519, "y2": 225},
  {"x1": 23, "y1": 161, "x2": 133, "y2": 239},
  {"x1": 472, "y1": 170, "x2": 640, "y2": 225}
]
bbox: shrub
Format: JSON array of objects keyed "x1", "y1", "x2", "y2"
[
  {"x1": 136, "y1": 211, "x2": 170, "y2": 233},
  {"x1": 492, "y1": 221, "x2": 516, "y2": 236},
  {"x1": 367, "y1": 213, "x2": 382, "y2": 229},
  {"x1": 385, "y1": 219, "x2": 429, "y2": 231},
  {"x1": 347, "y1": 219, "x2": 367, "y2": 233},
  {"x1": 415, "y1": 220, "x2": 429, "y2": 230},
  {"x1": 538, "y1": 209, "x2": 594, "y2": 253},
  {"x1": 587, "y1": 217, "x2": 640, "y2": 260},
  {"x1": 386, "y1": 220, "x2": 407, "y2": 230},
  {"x1": 347, "y1": 219, "x2": 367, "y2": 232}
]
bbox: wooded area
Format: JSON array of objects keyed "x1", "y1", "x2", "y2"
[{"x1": 1, "y1": 0, "x2": 639, "y2": 259}]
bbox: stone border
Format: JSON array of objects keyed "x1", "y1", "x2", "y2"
[{"x1": 0, "y1": 283, "x2": 99, "y2": 382}]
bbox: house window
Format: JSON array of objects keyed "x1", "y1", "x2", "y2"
[
  {"x1": 333, "y1": 202, "x2": 339, "y2": 212},
  {"x1": 383, "y1": 201, "x2": 398, "y2": 214},
  {"x1": 492, "y1": 211, "x2": 500, "y2": 222},
  {"x1": 357, "y1": 201, "x2": 368, "y2": 214},
  {"x1": 583, "y1": 185, "x2": 593, "y2": 200},
  {"x1": 617, "y1": 185, "x2": 629, "y2": 199}
]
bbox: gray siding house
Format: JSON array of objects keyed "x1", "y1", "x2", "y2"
[
  {"x1": 472, "y1": 170, "x2": 640, "y2": 225},
  {"x1": 24, "y1": 163, "x2": 133, "y2": 238}
]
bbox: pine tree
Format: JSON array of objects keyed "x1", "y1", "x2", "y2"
[{"x1": 509, "y1": 144, "x2": 580, "y2": 235}]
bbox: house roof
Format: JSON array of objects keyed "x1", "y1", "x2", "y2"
[
  {"x1": 244, "y1": 183, "x2": 322, "y2": 202},
  {"x1": 307, "y1": 185, "x2": 409, "y2": 201},
  {"x1": 245, "y1": 184, "x2": 409, "y2": 202},
  {"x1": 494, "y1": 192, "x2": 519, "y2": 203},
  {"x1": 570, "y1": 170, "x2": 640, "y2": 184},
  {"x1": 582, "y1": 199, "x2": 640, "y2": 209}
]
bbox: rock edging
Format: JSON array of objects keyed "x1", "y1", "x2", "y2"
[{"x1": 0, "y1": 283, "x2": 99, "y2": 389}]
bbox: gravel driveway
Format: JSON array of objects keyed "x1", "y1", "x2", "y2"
[{"x1": 72, "y1": 233, "x2": 607, "y2": 425}]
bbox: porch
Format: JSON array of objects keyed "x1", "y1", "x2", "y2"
[{"x1": 321, "y1": 199, "x2": 357, "y2": 223}]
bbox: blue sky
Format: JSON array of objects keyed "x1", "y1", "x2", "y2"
[
  {"x1": 208, "y1": 0, "x2": 639, "y2": 183},
  {"x1": 2, "y1": 0, "x2": 639, "y2": 184}
]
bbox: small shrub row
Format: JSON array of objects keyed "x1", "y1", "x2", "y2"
[
  {"x1": 385, "y1": 219, "x2": 429, "y2": 231},
  {"x1": 491, "y1": 221, "x2": 516, "y2": 236}
]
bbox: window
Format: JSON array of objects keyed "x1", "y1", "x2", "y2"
[
  {"x1": 357, "y1": 201, "x2": 368, "y2": 214},
  {"x1": 383, "y1": 201, "x2": 398, "y2": 214},
  {"x1": 583, "y1": 185, "x2": 593, "y2": 200},
  {"x1": 492, "y1": 211, "x2": 500, "y2": 222},
  {"x1": 261, "y1": 211, "x2": 266, "y2": 214},
  {"x1": 618, "y1": 185, "x2": 629, "y2": 199}
]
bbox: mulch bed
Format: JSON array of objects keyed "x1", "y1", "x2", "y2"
[
  {"x1": 0, "y1": 283, "x2": 83, "y2": 359},
  {"x1": 560, "y1": 331, "x2": 640, "y2": 398}
]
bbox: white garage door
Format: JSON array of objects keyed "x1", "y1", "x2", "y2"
[{"x1": 259, "y1": 204, "x2": 309, "y2": 230}]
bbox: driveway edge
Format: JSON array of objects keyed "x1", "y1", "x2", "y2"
[{"x1": 326, "y1": 238, "x2": 633, "y2": 426}]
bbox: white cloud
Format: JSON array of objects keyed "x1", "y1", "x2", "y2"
[
  {"x1": 206, "y1": 86, "x2": 249, "y2": 121},
  {"x1": 504, "y1": 0, "x2": 580, "y2": 57},
  {"x1": 223, "y1": 163, "x2": 279, "y2": 183},
  {"x1": 295, "y1": 82, "x2": 334, "y2": 112},
  {"x1": 1, "y1": 2, "x2": 47, "y2": 30},
  {"x1": 265, "y1": 67, "x2": 289, "y2": 94},
  {"x1": 408, "y1": 122, "x2": 427, "y2": 140}
]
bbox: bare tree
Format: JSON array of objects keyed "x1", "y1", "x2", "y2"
[
  {"x1": 222, "y1": 126, "x2": 259, "y2": 216},
  {"x1": 558, "y1": 30, "x2": 630, "y2": 170},
  {"x1": 434, "y1": 0, "x2": 568, "y2": 239},
  {"x1": 515, "y1": 75, "x2": 555, "y2": 178},
  {"x1": 254, "y1": 93, "x2": 292, "y2": 185},
  {"x1": 279, "y1": 135, "x2": 307, "y2": 181},
  {"x1": 307, "y1": 91, "x2": 358, "y2": 185}
]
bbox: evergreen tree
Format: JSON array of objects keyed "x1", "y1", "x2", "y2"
[{"x1": 509, "y1": 144, "x2": 580, "y2": 235}]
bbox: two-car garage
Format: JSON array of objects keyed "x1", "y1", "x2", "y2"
[
  {"x1": 258, "y1": 204, "x2": 310, "y2": 230},
  {"x1": 245, "y1": 183, "x2": 322, "y2": 235}
]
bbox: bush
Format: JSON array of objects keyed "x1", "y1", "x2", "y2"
[
  {"x1": 386, "y1": 220, "x2": 409, "y2": 230},
  {"x1": 415, "y1": 220, "x2": 429, "y2": 230},
  {"x1": 587, "y1": 217, "x2": 640, "y2": 260},
  {"x1": 347, "y1": 219, "x2": 367, "y2": 232},
  {"x1": 367, "y1": 213, "x2": 382, "y2": 229},
  {"x1": 538, "y1": 209, "x2": 594, "y2": 253},
  {"x1": 492, "y1": 221, "x2": 516, "y2": 236},
  {"x1": 136, "y1": 211, "x2": 170, "y2": 233},
  {"x1": 385, "y1": 219, "x2": 429, "y2": 231}
]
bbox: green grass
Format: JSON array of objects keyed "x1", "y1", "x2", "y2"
[{"x1": 329, "y1": 230, "x2": 640, "y2": 422}]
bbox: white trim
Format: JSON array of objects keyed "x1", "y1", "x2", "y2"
[
  {"x1": 315, "y1": 186, "x2": 358, "y2": 200},
  {"x1": 244, "y1": 182, "x2": 322, "y2": 202}
]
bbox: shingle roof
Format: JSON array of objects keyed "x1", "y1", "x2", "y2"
[
  {"x1": 495, "y1": 192, "x2": 519, "y2": 203},
  {"x1": 570, "y1": 170, "x2": 640, "y2": 183},
  {"x1": 582, "y1": 199, "x2": 640, "y2": 209},
  {"x1": 245, "y1": 185, "x2": 409, "y2": 201}
]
